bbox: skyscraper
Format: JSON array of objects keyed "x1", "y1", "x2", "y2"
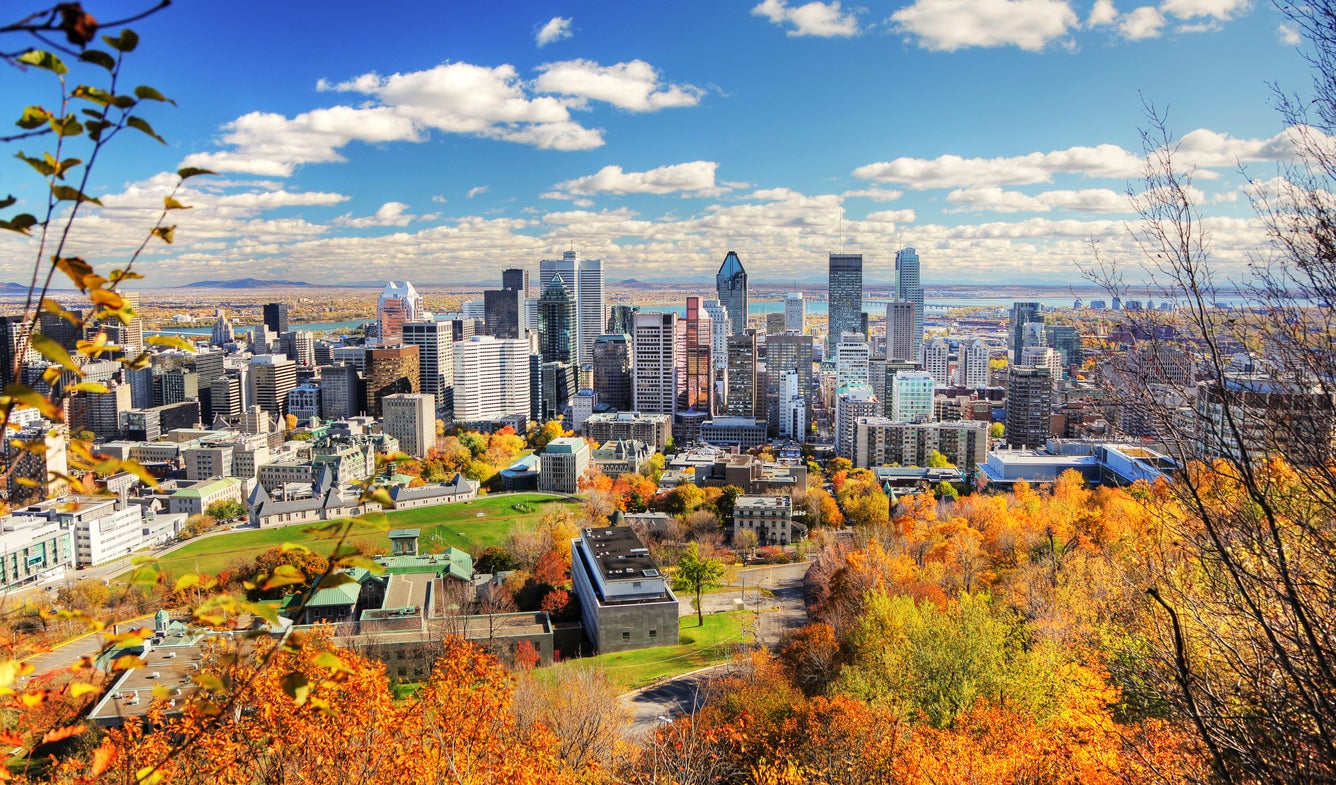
[
  {"x1": 725, "y1": 332, "x2": 758, "y2": 417},
  {"x1": 452, "y1": 336, "x2": 530, "y2": 421},
  {"x1": 895, "y1": 247, "x2": 924, "y2": 361},
  {"x1": 678, "y1": 296, "x2": 713, "y2": 416},
  {"x1": 540, "y1": 251, "x2": 604, "y2": 366},
  {"x1": 886, "y1": 301, "x2": 915, "y2": 362},
  {"x1": 632, "y1": 312, "x2": 678, "y2": 416},
  {"x1": 501, "y1": 268, "x2": 529, "y2": 298},
  {"x1": 715, "y1": 251, "x2": 748, "y2": 335},
  {"x1": 378, "y1": 281, "x2": 424, "y2": 345},
  {"x1": 921, "y1": 336, "x2": 950, "y2": 386},
  {"x1": 765, "y1": 332, "x2": 814, "y2": 429},
  {"x1": 1010, "y1": 302, "x2": 1044, "y2": 363},
  {"x1": 1006, "y1": 366, "x2": 1053, "y2": 447},
  {"x1": 537, "y1": 274, "x2": 577, "y2": 365},
  {"x1": 262, "y1": 302, "x2": 290, "y2": 335},
  {"x1": 362, "y1": 345, "x2": 420, "y2": 418},
  {"x1": 827, "y1": 253, "x2": 864, "y2": 356},
  {"x1": 784, "y1": 293, "x2": 805, "y2": 332},
  {"x1": 608, "y1": 304, "x2": 639, "y2": 335},
  {"x1": 249, "y1": 355, "x2": 297, "y2": 419},
  {"x1": 483, "y1": 288, "x2": 525, "y2": 339},
  {"x1": 402, "y1": 319, "x2": 454, "y2": 412},
  {"x1": 956, "y1": 338, "x2": 990, "y2": 388},
  {"x1": 592, "y1": 333, "x2": 633, "y2": 411},
  {"x1": 381, "y1": 393, "x2": 435, "y2": 459}
]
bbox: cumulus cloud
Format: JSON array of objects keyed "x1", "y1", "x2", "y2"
[
  {"x1": 751, "y1": 0, "x2": 860, "y2": 37},
  {"x1": 466, "y1": 186, "x2": 489, "y2": 199},
  {"x1": 1278, "y1": 23, "x2": 1302, "y2": 45},
  {"x1": 1088, "y1": 0, "x2": 1119, "y2": 25},
  {"x1": 554, "y1": 161, "x2": 722, "y2": 196},
  {"x1": 1119, "y1": 6, "x2": 1165, "y2": 38},
  {"x1": 890, "y1": 0, "x2": 1078, "y2": 51},
  {"x1": 533, "y1": 59, "x2": 705, "y2": 112},
  {"x1": 333, "y1": 201, "x2": 417, "y2": 228},
  {"x1": 854, "y1": 143, "x2": 1142, "y2": 188},
  {"x1": 946, "y1": 186, "x2": 1132, "y2": 213},
  {"x1": 536, "y1": 16, "x2": 573, "y2": 47},
  {"x1": 1159, "y1": 0, "x2": 1250, "y2": 20}
]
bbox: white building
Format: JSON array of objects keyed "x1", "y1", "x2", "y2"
[
  {"x1": 955, "y1": 338, "x2": 990, "y2": 388},
  {"x1": 835, "y1": 384, "x2": 879, "y2": 459},
  {"x1": 569, "y1": 389, "x2": 597, "y2": 432},
  {"x1": 1022, "y1": 346, "x2": 1063, "y2": 383},
  {"x1": 835, "y1": 333, "x2": 871, "y2": 388},
  {"x1": 891, "y1": 371, "x2": 936, "y2": 424},
  {"x1": 704, "y1": 300, "x2": 730, "y2": 370},
  {"x1": 382, "y1": 393, "x2": 435, "y2": 459},
  {"x1": 784, "y1": 293, "x2": 805, "y2": 332},
  {"x1": 12, "y1": 496, "x2": 144, "y2": 567},
  {"x1": 539, "y1": 437, "x2": 590, "y2": 494},
  {"x1": 539, "y1": 251, "x2": 605, "y2": 367},
  {"x1": 921, "y1": 337, "x2": 951, "y2": 387},
  {"x1": 287, "y1": 383, "x2": 321, "y2": 421},
  {"x1": 632, "y1": 312, "x2": 679, "y2": 416},
  {"x1": 780, "y1": 369, "x2": 807, "y2": 439},
  {"x1": 378, "y1": 281, "x2": 425, "y2": 344},
  {"x1": 452, "y1": 336, "x2": 531, "y2": 421}
]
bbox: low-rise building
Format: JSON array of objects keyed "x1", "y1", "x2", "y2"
[
  {"x1": 167, "y1": 477, "x2": 245, "y2": 517},
  {"x1": 590, "y1": 440, "x2": 651, "y2": 478},
  {"x1": 0, "y1": 515, "x2": 74, "y2": 590},
  {"x1": 584, "y1": 411, "x2": 671, "y2": 452},
  {"x1": 698, "y1": 417, "x2": 768, "y2": 450},
  {"x1": 570, "y1": 525, "x2": 678, "y2": 653},
  {"x1": 733, "y1": 495, "x2": 796, "y2": 546},
  {"x1": 539, "y1": 437, "x2": 590, "y2": 494},
  {"x1": 11, "y1": 496, "x2": 143, "y2": 567},
  {"x1": 853, "y1": 418, "x2": 989, "y2": 470}
]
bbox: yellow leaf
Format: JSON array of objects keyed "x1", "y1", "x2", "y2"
[{"x1": 69, "y1": 682, "x2": 100, "y2": 698}]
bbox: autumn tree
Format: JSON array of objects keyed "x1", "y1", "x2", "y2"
[{"x1": 673, "y1": 542, "x2": 725, "y2": 626}]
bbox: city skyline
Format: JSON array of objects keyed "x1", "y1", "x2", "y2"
[{"x1": 0, "y1": 1, "x2": 1312, "y2": 289}]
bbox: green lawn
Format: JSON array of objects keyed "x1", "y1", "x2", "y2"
[
  {"x1": 552, "y1": 611, "x2": 756, "y2": 692},
  {"x1": 122, "y1": 493, "x2": 580, "y2": 580}
]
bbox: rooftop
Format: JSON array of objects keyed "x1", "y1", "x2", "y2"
[
  {"x1": 579, "y1": 526, "x2": 661, "y2": 583},
  {"x1": 736, "y1": 495, "x2": 792, "y2": 509}
]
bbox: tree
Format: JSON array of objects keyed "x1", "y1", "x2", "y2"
[
  {"x1": 205, "y1": 499, "x2": 246, "y2": 521},
  {"x1": 732, "y1": 528, "x2": 758, "y2": 560},
  {"x1": 665, "y1": 483, "x2": 706, "y2": 516},
  {"x1": 283, "y1": 412, "x2": 298, "y2": 431},
  {"x1": 715, "y1": 484, "x2": 743, "y2": 530},
  {"x1": 926, "y1": 450, "x2": 952, "y2": 468},
  {"x1": 989, "y1": 422, "x2": 1005, "y2": 439},
  {"x1": 673, "y1": 542, "x2": 726, "y2": 626}
]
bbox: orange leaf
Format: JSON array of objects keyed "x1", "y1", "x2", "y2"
[
  {"x1": 39, "y1": 724, "x2": 85, "y2": 745},
  {"x1": 90, "y1": 739, "x2": 116, "y2": 777}
]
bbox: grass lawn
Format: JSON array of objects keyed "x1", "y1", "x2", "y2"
[
  {"x1": 552, "y1": 610, "x2": 756, "y2": 693},
  {"x1": 122, "y1": 493, "x2": 580, "y2": 580}
]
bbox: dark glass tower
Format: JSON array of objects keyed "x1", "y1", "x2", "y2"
[
  {"x1": 262, "y1": 302, "x2": 289, "y2": 335},
  {"x1": 827, "y1": 253, "x2": 864, "y2": 357},
  {"x1": 895, "y1": 247, "x2": 923, "y2": 361},
  {"x1": 715, "y1": 251, "x2": 748, "y2": 336},
  {"x1": 537, "y1": 274, "x2": 577, "y2": 365}
]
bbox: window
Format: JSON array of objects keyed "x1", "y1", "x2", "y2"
[
  {"x1": 622, "y1": 631, "x2": 631, "y2": 640},
  {"x1": 648, "y1": 629, "x2": 657, "y2": 638}
]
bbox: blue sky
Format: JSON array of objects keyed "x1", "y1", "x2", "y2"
[{"x1": 0, "y1": 0, "x2": 1316, "y2": 287}]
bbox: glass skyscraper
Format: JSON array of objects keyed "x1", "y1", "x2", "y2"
[
  {"x1": 715, "y1": 251, "x2": 748, "y2": 336},
  {"x1": 827, "y1": 253, "x2": 864, "y2": 357},
  {"x1": 895, "y1": 247, "x2": 923, "y2": 362}
]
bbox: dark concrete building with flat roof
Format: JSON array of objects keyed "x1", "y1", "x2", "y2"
[{"x1": 570, "y1": 526, "x2": 678, "y2": 654}]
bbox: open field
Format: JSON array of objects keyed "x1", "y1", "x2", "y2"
[
  {"x1": 122, "y1": 493, "x2": 580, "y2": 579},
  {"x1": 552, "y1": 611, "x2": 756, "y2": 692}
]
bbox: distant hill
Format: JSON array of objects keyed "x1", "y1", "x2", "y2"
[
  {"x1": 0, "y1": 282, "x2": 32, "y2": 294},
  {"x1": 180, "y1": 278, "x2": 316, "y2": 289}
]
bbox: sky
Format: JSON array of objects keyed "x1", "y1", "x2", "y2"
[{"x1": 0, "y1": 0, "x2": 1319, "y2": 288}]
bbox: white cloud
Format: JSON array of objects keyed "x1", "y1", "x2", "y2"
[
  {"x1": 1159, "y1": 0, "x2": 1250, "y2": 20},
  {"x1": 890, "y1": 0, "x2": 1078, "y2": 51},
  {"x1": 1278, "y1": 23, "x2": 1302, "y2": 45},
  {"x1": 533, "y1": 59, "x2": 705, "y2": 112},
  {"x1": 854, "y1": 143, "x2": 1142, "y2": 188},
  {"x1": 555, "y1": 161, "x2": 722, "y2": 196},
  {"x1": 1119, "y1": 6, "x2": 1165, "y2": 38},
  {"x1": 946, "y1": 186, "x2": 1132, "y2": 212},
  {"x1": 333, "y1": 201, "x2": 417, "y2": 228},
  {"x1": 1088, "y1": 0, "x2": 1118, "y2": 25},
  {"x1": 466, "y1": 186, "x2": 489, "y2": 199},
  {"x1": 751, "y1": 0, "x2": 860, "y2": 37},
  {"x1": 536, "y1": 16, "x2": 574, "y2": 47},
  {"x1": 841, "y1": 188, "x2": 905, "y2": 202},
  {"x1": 431, "y1": 194, "x2": 448, "y2": 203}
]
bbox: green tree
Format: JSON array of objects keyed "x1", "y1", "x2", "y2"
[
  {"x1": 714, "y1": 485, "x2": 743, "y2": 529},
  {"x1": 926, "y1": 450, "x2": 953, "y2": 468},
  {"x1": 989, "y1": 422, "x2": 1005, "y2": 439},
  {"x1": 935, "y1": 480, "x2": 960, "y2": 501},
  {"x1": 673, "y1": 542, "x2": 726, "y2": 626},
  {"x1": 206, "y1": 499, "x2": 246, "y2": 521},
  {"x1": 665, "y1": 484, "x2": 705, "y2": 516},
  {"x1": 643, "y1": 452, "x2": 666, "y2": 483}
]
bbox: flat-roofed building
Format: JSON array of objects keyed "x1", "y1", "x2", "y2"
[
  {"x1": 584, "y1": 411, "x2": 671, "y2": 452},
  {"x1": 539, "y1": 437, "x2": 589, "y2": 494},
  {"x1": 570, "y1": 526, "x2": 678, "y2": 653},
  {"x1": 734, "y1": 495, "x2": 795, "y2": 546}
]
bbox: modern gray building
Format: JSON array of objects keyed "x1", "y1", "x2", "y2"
[
  {"x1": 827, "y1": 253, "x2": 864, "y2": 356},
  {"x1": 715, "y1": 250, "x2": 748, "y2": 336},
  {"x1": 592, "y1": 333, "x2": 633, "y2": 411},
  {"x1": 537, "y1": 274, "x2": 578, "y2": 365},
  {"x1": 570, "y1": 526, "x2": 678, "y2": 653},
  {"x1": 725, "y1": 331, "x2": 758, "y2": 417},
  {"x1": 1006, "y1": 365, "x2": 1053, "y2": 448},
  {"x1": 1010, "y1": 302, "x2": 1044, "y2": 364},
  {"x1": 402, "y1": 319, "x2": 453, "y2": 413},
  {"x1": 483, "y1": 288, "x2": 525, "y2": 340},
  {"x1": 895, "y1": 247, "x2": 923, "y2": 361}
]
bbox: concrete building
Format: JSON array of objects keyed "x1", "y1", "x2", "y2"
[
  {"x1": 835, "y1": 384, "x2": 879, "y2": 459},
  {"x1": 780, "y1": 369, "x2": 807, "y2": 439},
  {"x1": 955, "y1": 338, "x2": 990, "y2": 388},
  {"x1": 1022, "y1": 346, "x2": 1063, "y2": 383},
  {"x1": 539, "y1": 437, "x2": 589, "y2": 494},
  {"x1": 287, "y1": 383, "x2": 321, "y2": 421},
  {"x1": 316, "y1": 363, "x2": 360, "y2": 420},
  {"x1": 592, "y1": 333, "x2": 633, "y2": 411},
  {"x1": 835, "y1": 333, "x2": 871, "y2": 388},
  {"x1": 570, "y1": 526, "x2": 678, "y2": 653},
  {"x1": 0, "y1": 515, "x2": 74, "y2": 590},
  {"x1": 853, "y1": 418, "x2": 990, "y2": 470},
  {"x1": 891, "y1": 371, "x2": 936, "y2": 424},
  {"x1": 402, "y1": 319, "x2": 454, "y2": 412},
  {"x1": 765, "y1": 331, "x2": 814, "y2": 427},
  {"x1": 167, "y1": 477, "x2": 245, "y2": 517},
  {"x1": 699, "y1": 417, "x2": 768, "y2": 450},
  {"x1": 724, "y1": 332, "x2": 758, "y2": 417},
  {"x1": 784, "y1": 292, "x2": 805, "y2": 332},
  {"x1": 249, "y1": 354, "x2": 297, "y2": 419},
  {"x1": 734, "y1": 495, "x2": 795, "y2": 546},
  {"x1": 1006, "y1": 366, "x2": 1053, "y2": 448},
  {"x1": 921, "y1": 337, "x2": 951, "y2": 387},
  {"x1": 584, "y1": 411, "x2": 671, "y2": 452},
  {"x1": 383, "y1": 393, "x2": 435, "y2": 459},
  {"x1": 11, "y1": 496, "x2": 141, "y2": 567},
  {"x1": 182, "y1": 444, "x2": 234, "y2": 482},
  {"x1": 632, "y1": 312, "x2": 679, "y2": 417}
]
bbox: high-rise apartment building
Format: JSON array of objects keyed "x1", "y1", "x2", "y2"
[
  {"x1": 780, "y1": 369, "x2": 807, "y2": 439},
  {"x1": 725, "y1": 332, "x2": 758, "y2": 417},
  {"x1": 378, "y1": 281, "x2": 425, "y2": 345},
  {"x1": 249, "y1": 354, "x2": 297, "y2": 419},
  {"x1": 362, "y1": 345, "x2": 420, "y2": 418},
  {"x1": 715, "y1": 251, "x2": 748, "y2": 335},
  {"x1": 921, "y1": 336, "x2": 951, "y2": 387},
  {"x1": 703, "y1": 300, "x2": 730, "y2": 367},
  {"x1": 956, "y1": 338, "x2": 990, "y2": 388},
  {"x1": 891, "y1": 371, "x2": 936, "y2": 424},
  {"x1": 1010, "y1": 302, "x2": 1044, "y2": 364},
  {"x1": 382, "y1": 393, "x2": 435, "y2": 459},
  {"x1": 1005, "y1": 366, "x2": 1053, "y2": 447},
  {"x1": 537, "y1": 274, "x2": 578, "y2": 365},
  {"x1": 835, "y1": 333, "x2": 870, "y2": 388},
  {"x1": 785, "y1": 293, "x2": 805, "y2": 332},
  {"x1": 592, "y1": 334, "x2": 633, "y2": 411},
  {"x1": 632, "y1": 312, "x2": 678, "y2": 416},
  {"x1": 827, "y1": 253, "x2": 864, "y2": 356},
  {"x1": 279, "y1": 330, "x2": 314, "y2": 367},
  {"x1": 483, "y1": 288, "x2": 525, "y2": 339},
  {"x1": 452, "y1": 336, "x2": 530, "y2": 421},
  {"x1": 895, "y1": 247, "x2": 924, "y2": 361},
  {"x1": 1021, "y1": 346, "x2": 1063, "y2": 384},
  {"x1": 886, "y1": 300, "x2": 915, "y2": 362},
  {"x1": 835, "y1": 384, "x2": 879, "y2": 459},
  {"x1": 402, "y1": 319, "x2": 453, "y2": 412},
  {"x1": 263, "y1": 302, "x2": 289, "y2": 335}
]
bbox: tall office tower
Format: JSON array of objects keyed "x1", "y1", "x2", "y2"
[
  {"x1": 38, "y1": 307, "x2": 79, "y2": 350},
  {"x1": 592, "y1": 333, "x2": 633, "y2": 411},
  {"x1": 766, "y1": 312, "x2": 787, "y2": 336},
  {"x1": 1046, "y1": 325, "x2": 1082, "y2": 369},
  {"x1": 452, "y1": 336, "x2": 530, "y2": 421},
  {"x1": 1022, "y1": 322, "x2": 1047, "y2": 355},
  {"x1": 539, "y1": 251, "x2": 577, "y2": 300},
  {"x1": 881, "y1": 359, "x2": 921, "y2": 418},
  {"x1": 1010, "y1": 302, "x2": 1044, "y2": 363},
  {"x1": 461, "y1": 299, "x2": 486, "y2": 320},
  {"x1": 780, "y1": 369, "x2": 807, "y2": 439},
  {"x1": 869, "y1": 355, "x2": 888, "y2": 404},
  {"x1": 921, "y1": 336, "x2": 951, "y2": 386},
  {"x1": 382, "y1": 393, "x2": 435, "y2": 459},
  {"x1": 537, "y1": 274, "x2": 578, "y2": 365},
  {"x1": 835, "y1": 384, "x2": 879, "y2": 459},
  {"x1": 1021, "y1": 346, "x2": 1063, "y2": 384},
  {"x1": 608, "y1": 304, "x2": 639, "y2": 335},
  {"x1": 402, "y1": 319, "x2": 453, "y2": 412},
  {"x1": 678, "y1": 296, "x2": 713, "y2": 415},
  {"x1": 540, "y1": 361, "x2": 576, "y2": 421},
  {"x1": 955, "y1": 338, "x2": 990, "y2": 388},
  {"x1": 0, "y1": 315, "x2": 22, "y2": 388},
  {"x1": 895, "y1": 247, "x2": 924, "y2": 360},
  {"x1": 249, "y1": 354, "x2": 297, "y2": 419},
  {"x1": 725, "y1": 332, "x2": 758, "y2": 417},
  {"x1": 715, "y1": 251, "x2": 748, "y2": 335},
  {"x1": 632, "y1": 312, "x2": 679, "y2": 416},
  {"x1": 483, "y1": 288, "x2": 525, "y2": 339},
  {"x1": 263, "y1": 302, "x2": 290, "y2": 335},
  {"x1": 279, "y1": 330, "x2": 315, "y2": 367},
  {"x1": 577, "y1": 257, "x2": 604, "y2": 366},
  {"x1": 378, "y1": 281, "x2": 424, "y2": 344},
  {"x1": 835, "y1": 333, "x2": 871, "y2": 388},
  {"x1": 785, "y1": 292, "x2": 805, "y2": 332},
  {"x1": 765, "y1": 332, "x2": 814, "y2": 427},
  {"x1": 210, "y1": 310, "x2": 235, "y2": 347},
  {"x1": 1005, "y1": 366, "x2": 1053, "y2": 447},
  {"x1": 317, "y1": 363, "x2": 360, "y2": 420},
  {"x1": 210, "y1": 373, "x2": 244, "y2": 423},
  {"x1": 703, "y1": 300, "x2": 730, "y2": 367},
  {"x1": 362, "y1": 345, "x2": 420, "y2": 418},
  {"x1": 528, "y1": 353, "x2": 544, "y2": 423},
  {"x1": 332, "y1": 346, "x2": 368, "y2": 372},
  {"x1": 827, "y1": 253, "x2": 864, "y2": 356},
  {"x1": 886, "y1": 300, "x2": 915, "y2": 361},
  {"x1": 891, "y1": 371, "x2": 936, "y2": 424},
  {"x1": 119, "y1": 291, "x2": 144, "y2": 356},
  {"x1": 501, "y1": 267, "x2": 529, "y2": 298}
]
